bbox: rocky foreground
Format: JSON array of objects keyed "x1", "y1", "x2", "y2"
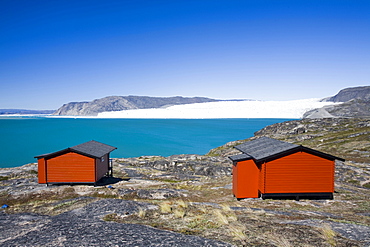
[{"x1": 1, "y1": 118, "x2": 370, "y2": 246}]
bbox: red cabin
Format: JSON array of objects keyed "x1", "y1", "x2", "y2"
[
  {"x1": 35, "y1": 140, "x2": 117, "y2": 185},
  {"x1": 229, "y1": 137, "x2": 344, "y2": 200}
]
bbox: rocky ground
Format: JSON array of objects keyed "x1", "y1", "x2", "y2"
[
  {"x1": 303, "y1": 99, "x2": 370, "y2": 119},
  {"x1": 304, "y1": 86, "x2": 370, "y2": 118},
  {"x1": 1, "y1": 118, "x2": 369, "y2": 246}
]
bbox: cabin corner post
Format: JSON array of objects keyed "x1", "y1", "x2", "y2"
[
  {"x1": 37, "y1": 158, "x2": 47, "y2": 184},
  {"x1": 258, "y1": 162, "x2": 267, "y2": 198}
]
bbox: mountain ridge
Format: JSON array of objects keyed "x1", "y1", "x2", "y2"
[
  {"x1": 325, "y1": 86, "x2": 370, "y2": 102},
  {"x1": 304, "y1": 86, "x2": 370, "y2": 118},
  {"x1": 0, "y1": 109, "x2": 54, "y2": 115},
  {"x1": 53, "y1": 96, "x2": 224, "y2": 116}
]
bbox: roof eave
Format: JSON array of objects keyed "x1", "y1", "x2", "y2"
[
  {"x1": 300, "y1": 146, "x2": 345, "y2": 162},
  {"x1": 35, "y1": 148, "x2": 115, "y2": 160},
  {"x1": 34, "y1": 148, "x2": 72, "y2": 159},
  {"x1": 228, "y1": 154, "x2": 252, "y2": 162},
  {"x1": 254, "y1": 146, "x2": 345, "y2": 164},
  {"x1": 35, "y1": 141, "x2": 117, "y2": 160},
  {"x1": 69, "y1": 147, "x2": 117, "y2": 159}
]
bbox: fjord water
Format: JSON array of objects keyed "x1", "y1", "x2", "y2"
[{"x1": 0, "y1": 117, "x2": 292, "y2": 168}]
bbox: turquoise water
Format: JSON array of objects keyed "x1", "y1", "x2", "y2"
[{"x1": 0, "y1": 117, "x2": 292, "y2": 168}]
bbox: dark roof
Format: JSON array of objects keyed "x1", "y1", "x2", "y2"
[
  {"x1": 35, "y1": 140, "x2": 117, "y2": 159},
  {"x1": 235, "y1": 137, "x2": 299, "y2": 161},
  {"x1": 230, "y1": 137, "x2": 344, "y2": 163},
  {"x1": 229, "y1": 154, "x2": 251, "y2": 162},
  {"x1": 71, "y1": 140, "x2": 117, "y2": 158}
]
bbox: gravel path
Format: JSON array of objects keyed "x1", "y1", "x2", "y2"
[{"x1": 0, "y1": 199, "x2": 233, "y2": 247}]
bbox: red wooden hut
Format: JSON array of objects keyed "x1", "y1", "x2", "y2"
[
  {"x1": 35, "y1": 140, "x2": 117, "y2": 185},
  {"x1": 229, "y1": 137, "x2": 344, "y2": 200}
]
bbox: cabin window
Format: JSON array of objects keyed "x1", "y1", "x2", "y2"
[{"x1": 101, "y1": 157, "x2": 105, "y2": 162}]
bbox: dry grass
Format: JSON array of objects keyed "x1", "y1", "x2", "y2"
[
  {"x1": 159, "y1": 201, "x2": 172, "y2": 214},
  {"x1": 228, "y1": 222, "x2": 248, "y2": 241},
  {"x1": 173, "y1": 208, "x2": 186, "y2": 219},
  {"x1": 220, "y1": 203, "x2": 231, "y2": 212},
  {"x1": 319, "y1": 223, "x2": 337, "y2": 246},
  {"x1": 186, "y1": 215, "x2": 218, "y2": 230},
  {"x1": 197, "y1": 204, "x2": 208, "y2": 214},
  {"x1": 137, "y1": 208, "x2": 146, "y2": 219},
  {"x1": 267, "y1": 231, "x2": 294, "y2": 247},
  {"x1": 212, "y1": 209, "x2": 229, "y2": 225},
  {"x1": 52, "y1": 199, "x2": 79, "y2": 211},
  {"x1": 103, "y1": 213, "x2": 118, "y2": 222},
  {"x1": 176, "y1": 199, "x2": 188, "y2": 209}
]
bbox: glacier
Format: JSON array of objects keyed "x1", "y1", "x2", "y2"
[{"x1": 97, "y1": 98, "x2": 338, "y2": 119}]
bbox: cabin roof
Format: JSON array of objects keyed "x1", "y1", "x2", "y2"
[
  {"x1": 235, "y1": 137, "x2": 298, "y2": 161},
  {"x1": 229, "y1": 154, "x2": 251, "y2": 162},
  {"x1": 35, "y1": 140, "x2": 117, "y2": 159},
  {"x1": 230, "y1": 137, "x2": 344, "y2": 163},
  {"x1": 71, "y1": 140, "x2": 117, "y2": 158}
]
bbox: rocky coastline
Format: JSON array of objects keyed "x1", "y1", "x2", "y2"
[{"x1": 1, "y1": 118, "x2": 370, "y2": 246}]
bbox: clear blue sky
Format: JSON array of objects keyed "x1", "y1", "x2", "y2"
[{"x1": 1, "y1": 0, "x2": 369, "y2": 109}]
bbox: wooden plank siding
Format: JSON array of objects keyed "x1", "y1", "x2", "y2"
[
  {"x1": 233, "y1": 159, "x2": 259, "y2": 198},
  {"x1": 95, "y1": 153, "x2": 109, "y2": 181},
  {"x1": 46, "y1": 152, "x2": 95, "y2": 183},
  {"x1": 261, "y1": 151, "x2": 334, "y2": 194},
  {"x1": 37, "y1": 158, "x2": 47, "y2": 184}
]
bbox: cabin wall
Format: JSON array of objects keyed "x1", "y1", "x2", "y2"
[
  {"x1": 263, "y1": 151, "x2": 334, "y2": 194},
  {"x1": 95, "y1": 153, "x2": 109, "y2": 181},
  {"x1": 233, "y1": 159, "x2": 259, "y2": 198},
  {"x1": 37, "y1": 158, "x2": 47, "y2": 184},
  {"x1": 46, "y1": 152, "x2": 95, "y2": 183}
]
